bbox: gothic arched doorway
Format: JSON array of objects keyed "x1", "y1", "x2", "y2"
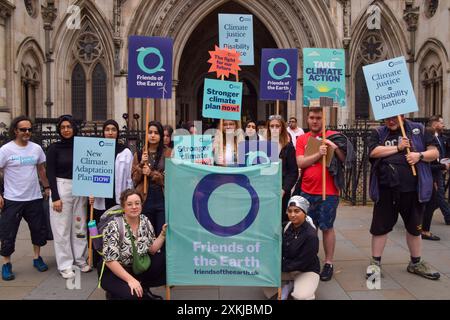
[{"x1": 176, "y1": 1, "x2": 277, "y2": 127}]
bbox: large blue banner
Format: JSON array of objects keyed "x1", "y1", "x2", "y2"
[
  {"x1": 128, "y1": 36, "x2": 173, "y2": 99},
  {"x1": 166, "y1": 159, "x2": 281, "y2": 287},
  {"x1": 260, "y1": 49, "x2": 298, "y2": 101}
]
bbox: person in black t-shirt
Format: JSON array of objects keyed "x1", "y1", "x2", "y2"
[{"x1": 367, "y1": 115, "x2": 440, "y2": 281}]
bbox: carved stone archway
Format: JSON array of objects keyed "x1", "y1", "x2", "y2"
[{"x1": 126, "y1": 0, "x2": 340, "y2": 127}]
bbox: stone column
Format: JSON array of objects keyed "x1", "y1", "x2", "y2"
[
  {"x1": 403, "y1": 3, "x2": 419, "y2": 118},
  {"x1": 41, "y1": 0, "x2": 57, "y2": 118},
  {"x1": 0, "y1": 1, "x2": 13, "y2": 125}
]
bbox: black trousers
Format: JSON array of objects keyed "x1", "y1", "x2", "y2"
[
  {"x1": 0, "y1": 199, "x2": 47, "y2": 257},
  {"x1": 423, "y1": 186, "x2": 438, "y2": 232},
  {"x1": 100, "y1": 252, "x2": 166, "y2": 300}
]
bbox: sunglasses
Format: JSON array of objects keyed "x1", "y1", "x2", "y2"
[
  {"x1": 18, "y1": 127, "x2": 32, "y2": 133},
  {"x1": 269, "y1": 115, "x2": 283, "y2": 121}
]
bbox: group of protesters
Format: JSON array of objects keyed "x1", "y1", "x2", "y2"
[{"x1": 0, "y1": 109, "x2": 448, "y2": 300}]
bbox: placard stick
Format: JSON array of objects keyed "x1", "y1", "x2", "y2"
[
  {"x1": 143, "y1": 99, "x2": 150, "y2": 195},
  {"x1": 277, "y1": 288, "x2": 282, "y2": 300},
  {"x1": 220, "y1": 75, "x2": 225, "y2": 132},
  {"x1": 397, "y1": 115, "x2": 417, "y2": 176},
  {"x1": 276, "y1": 100, "x2": 280, "y2": 115},
  {"x1": 88, "y1": 201, "x2": 94, "y2": 267},
  {"x1": 166, "y1": 286, "x2": 171, "y2": 300},
  {"x1": 322, "y1": 107, "x2": 327, "y2": 200}
]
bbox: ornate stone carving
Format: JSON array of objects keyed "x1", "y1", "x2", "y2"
[
  {"x1": 403, "y1": 5, "x2": 419, "y2": 32},
  {"x1": 74, "y1": 27, "x2": 103, "y2": 64},
  {"x1": 24, "y1": 0, "x2": 36, "y2": 17},
  {"x1": 425, "y1": 0, "x2": 439, "y2": 18},
  {"x1": 359, "y1": 32, "x2": 385, "y2": 64},
  {"x1": 0, "y1": 0, "x2": 15, "y2": 20},
  {"x1": 41, "y1": 1, "x2": 57, "y2": 30}
]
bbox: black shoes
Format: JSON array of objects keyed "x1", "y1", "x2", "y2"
[
  {"x1": 421, "y1": 233, "x2": 441, "y2": 241},
  {"x1": 145, "y1": 289, "x2": 163, "y2": 300},
  {"x1": 320, "y1": 263, "x2": 334, "y2": 281}
]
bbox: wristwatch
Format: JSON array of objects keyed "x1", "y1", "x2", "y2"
[{"x1": 419, "y1": 152, "x2": 424, "y2": 161}]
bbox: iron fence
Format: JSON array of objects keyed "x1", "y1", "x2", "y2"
[{"x1": 0, "y1": 118, "x2": 448, "y2": 206}]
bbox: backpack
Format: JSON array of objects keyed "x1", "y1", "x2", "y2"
[{"x1": 90, "y1": 205, "x2": 125, "y2": 288}]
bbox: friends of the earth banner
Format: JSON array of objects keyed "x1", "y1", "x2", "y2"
[
  {"x1": 165, "y1": 159, "x2": 281, "y2": 287},
  {"x1": 128, "y1": 36, "x2": 173, "y2": 99},
  {"x1": 260, "y1": 49, "x2": 298, "y2": 101}
]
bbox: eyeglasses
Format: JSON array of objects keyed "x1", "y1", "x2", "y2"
[
  {"x1": 18, "y1": 128, "x2": 32, "y2": 133},
  {"x1": 268, "y1": 115, "x2": 283, "y2": 121}
]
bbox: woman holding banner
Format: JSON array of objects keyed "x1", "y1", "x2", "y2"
[
  {"x1": 213, "y1": 119, "x2": 244, "y2": 166},
  {"x1": 267, "y1": 115, "x2": 298, "y2": 221},
  {"x1": 89, "y1": 120, "x2": 134, "y2": 266},
  {"x1": 47, "y1": 115, "x2": 90, "y2": 278},
  {"x1": 132, "y1": 121, "x2": 170, "y2": 287},
  {"x1": 100, "y1": 189, "x2": 167, "y2": 300},
  {"x1": 163, "y1": 125, "x2": 174, "y2": 149}
]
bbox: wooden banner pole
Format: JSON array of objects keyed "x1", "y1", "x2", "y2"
[
  {"x1": 143, "y1": 99, "x2": 150, "y2": 194},
  {"x1": 277, "y1": 287, "x2": 282, "y2": 300},
  {"x1": 88, "y1": 202, "x2": 94, "y2": 267},
  {"x1": 397, "y1": 115, "x2": 417, "y2": 176},
  {"x1": 276, "y1": 100, "x2": 280, "y2": 115},
  {"x1": 322, "y1": 107, "x2": 327, "y2": 201},
  {"x1": 166, "y1": 286, "x2": 171, "y2": 300}
]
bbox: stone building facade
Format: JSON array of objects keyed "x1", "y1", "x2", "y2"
[{"x1": 0, "y1": 0, "x2": 448, "y2": 129}]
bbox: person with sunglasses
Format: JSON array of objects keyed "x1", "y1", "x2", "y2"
[
  {"x1": 0, "y1": 116, "x2": 50, "y2": 281},
  {"x1": 267, "y1": 115, "x2": 298, "y2": 220},
  {"x1": 47, "y1": 115, "x2": 91, "y2": 279},
  {"x1": 287, "y1": 117, "x2": 304, "y2": 150}
]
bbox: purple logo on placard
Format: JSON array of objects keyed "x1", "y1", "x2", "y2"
[{"x1": 260, "y1": 49, "x2": 298, "y2": 101}]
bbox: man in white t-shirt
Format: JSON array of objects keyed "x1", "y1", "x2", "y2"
[
  {"x1": 287, "y1": 117, "x2": 305, "y2": 150},
  {"x1": 0, "y1": 116, "x2": 50, "y2": 281}
]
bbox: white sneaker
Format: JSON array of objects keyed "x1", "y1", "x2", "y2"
[
  {"x1": 78, "y1": 264, "x2": 92, "y2": 273},
  {"x1": 60, "y1": 268, "x2": 75, "y2": 279},
  {"x1": 281, "y1": 281, "x2": 294, "y2": 300}
]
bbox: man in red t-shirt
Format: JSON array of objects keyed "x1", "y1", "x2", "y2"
[{"x1": 296, "y1": 108, "x2": 346, "y2": 281}]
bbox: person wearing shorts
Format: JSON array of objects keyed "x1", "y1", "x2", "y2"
[
  {"x1": 367, "y1": 115, "x2": 440, "y2": 281},
  {"x1": 296, "y1": 108, "x2": 346, "y2": 281}
]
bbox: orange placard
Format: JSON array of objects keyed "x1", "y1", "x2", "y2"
[{"x1": 208, "y1": 45, "x2": 241, "y2": 79}]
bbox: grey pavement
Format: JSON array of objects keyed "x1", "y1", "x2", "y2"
[{"x1": 1, "y1": 204, "x2": 450, "y2": 300}]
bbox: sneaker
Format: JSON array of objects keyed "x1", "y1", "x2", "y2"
[
  {"x1": 77, "y1": 264, "x2": 92, "y2": 273},
  {"x1": 320, "y1": 263, "x2": 333, "y2": 281},
  {"x1": 2, "y1": 263, "x2": 15, "y2": 281},
  {"x1": 366, "y1": 257, "x2": 382, "y2": 279},
  {"x1": 281, "y1": 281, "x2": 294, "y2": 300},
  {"x1": 60, "y1": 268, "x2": 75, "y2": 279},
  {"x1": 407, "y1": 260, "x2": 440, "y2": 280},
  {"x1": 33, "y1": 256, "x2": 48, "y2": 272}
]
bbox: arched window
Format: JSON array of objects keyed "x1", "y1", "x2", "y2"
[
  {"x1": 419, "y1": 51, "x2": 442, "y2": 117},
  {"x1": 92, "y1": 63, "x2": 107, "y2": 121},
  {"x1": 354, "y1": 66, "x2": 371, "y2": 120},
  {"x1": 71, "y1": 63, "x2": 86, "y2": 120}
]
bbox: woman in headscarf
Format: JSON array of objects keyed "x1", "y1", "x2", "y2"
[
  {"x1": 89, "y1": 119, "x2": 134, "y2": 266},
  {"x1": 47, "y1": 115, "x2": 91, "y2": 278}
]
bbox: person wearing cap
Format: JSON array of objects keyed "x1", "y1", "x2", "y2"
[
  {"x1": 88, "y1": 119, "x2": 134, "y2": 266},
  {"x1": 47, "y1": 115, "x2": 90, "y2": 278},
  {"x1": 264, "y1": 195, "x2": 320, "y2": 300}
]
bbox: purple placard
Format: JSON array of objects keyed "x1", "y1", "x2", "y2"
[
  {"x1": 260, "y1": 49, "x2": 298, "y2": 101},
  {"x1": 128, "y1": 36, "x2": 173, "y2": 99}
]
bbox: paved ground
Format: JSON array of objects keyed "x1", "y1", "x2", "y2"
[{"x1": 1, "y1": 204, "x2": 450, "y2": 300}]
